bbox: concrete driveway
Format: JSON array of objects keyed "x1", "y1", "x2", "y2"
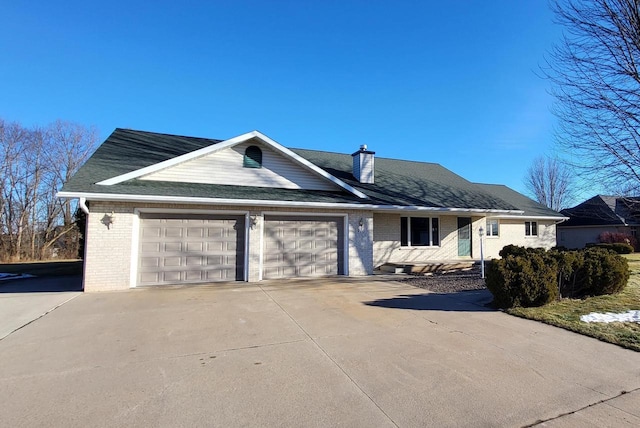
[
  {"x1": 0, "y1": 278, "x2": 638, "y2": 427},
  {"x1": 0, "y1": 275, "x2": 82, "y2": 339}
]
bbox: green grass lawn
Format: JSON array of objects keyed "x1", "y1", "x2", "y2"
[{"x1": 508, "y1": 253, "x2": 640, "y2": 351}]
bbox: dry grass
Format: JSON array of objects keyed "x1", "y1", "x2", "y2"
[{"x1": 508, "y1": 253, "x2": 640, "y2": 352}]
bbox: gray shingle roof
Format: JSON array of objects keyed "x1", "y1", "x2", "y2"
[
  {"x1": 473, "y1": 183, "x2": 565, "y2": 218},
  {"x1": 560, "y1": 195, "x2": 640, "y2": 226},
  {"x1": 61, "y1": 128, "x2": 565, "y2": 217}
]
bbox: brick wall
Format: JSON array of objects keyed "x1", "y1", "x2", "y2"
[
  {"x1": 84, "y1": 201, "x2": 136, "y2": 292},
  {"x1": 373, "y1": 214, "x2": 464, "y2": 266},
  {"x1": 483, "y1": 219, "x2": 558, "y2": 258},
  {"x1": 373, "y1": 214, "x2": 559, "y2": 267}
]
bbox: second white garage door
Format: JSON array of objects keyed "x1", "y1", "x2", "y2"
[{"x1": 263, "y1": 215, "x2": 344, "y2": 279}]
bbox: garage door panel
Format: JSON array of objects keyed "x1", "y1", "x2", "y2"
[
  {"x1": 162, "y1": 271, "x2": 181, "y2": 283},
  {"x1": 187, "y1": 227, "x2": 205, "y2": 238},
  {"x1": 185, "y1": 271, "x2": 203, "y2": 281},
  {"x1": 163, "y1": 256, "x2": 181, "y2": 267},
  {"x1": 186, "y1": 242, "x2": 203, "y2": 252},
  {"x1": 141, "y1": 242, "x2": 160, "y2": 253},
  {"x1": 164, "y1": 242, "x2": 182, "y2": 252},
  {"x1": 165, "y1": 227, "x2": 183, "y2": 238},
  {"x1": 140, "y1": 257, "x2": 160, "y2": 268},
  {"x1": 142, "y1": 227, "x2": 161, "y2": 238},
  {"x1": 138, "y1": 214, "x2": 245, "y2": 286},
  {"x1": 263, "y1": 216, "x2": 344, "y2": 279}
]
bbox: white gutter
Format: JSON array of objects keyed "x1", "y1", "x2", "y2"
[
  {"x1": 56, "y1": 191, "x2": 526, "y2": 215},
  {"x1": 489, "y1": 214, "x2": 569, "y2": 221}
]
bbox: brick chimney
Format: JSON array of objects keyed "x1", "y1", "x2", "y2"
[{"x1": 352, "y1": 144, "x2": 375, "y2": 184}]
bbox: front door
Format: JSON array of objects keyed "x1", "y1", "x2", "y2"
[{"x1": 457, "y1": 217, "x2": 472, "y2": 257}]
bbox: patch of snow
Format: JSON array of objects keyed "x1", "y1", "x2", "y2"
[
  {"x1": 0, "y1": 273, "x2": 35, "y2": 281},
  {"x1": 580, "y1": 310, "x2": 640, "y2": 323}
]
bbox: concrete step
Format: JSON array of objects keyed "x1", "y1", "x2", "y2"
[{"x1": 378, "y1": 261, "x2": 478, "y2": 275}]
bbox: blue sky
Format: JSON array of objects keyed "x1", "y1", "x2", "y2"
[{"x1": 1, "y1": 1, "x2": 561, "y2": 196}]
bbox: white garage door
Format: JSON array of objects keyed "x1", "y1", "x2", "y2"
[
  {"x1": 263, "y1": 215, "x2": 344, "y2": 279},
  {"x1": 138, "y1": 214, "x2": 245, "y2": 286}
]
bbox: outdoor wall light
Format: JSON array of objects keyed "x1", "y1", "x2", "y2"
[
  {"x1": 250, "y1": 215, "x2": 258, "y2": 229},
  {"x1": 101, "y1": 211, "x2": 116, "y2": 229},
  {"x1": 358, "y1": 217, "x2": 365, "y2": 232}
]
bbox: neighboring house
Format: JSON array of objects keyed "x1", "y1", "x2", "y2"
[
  {"x1": 558, "y1": 195, "x2": 640, "y2": 249},
  {"x1": 58, "y1": 129, "x2": 566, "y2": 291}
]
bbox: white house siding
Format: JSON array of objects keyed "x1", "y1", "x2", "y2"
[
  {"x1": 83, "y1": 201, "x2": 373, "y2": 292},
  {"x1": 140, "y1": 140, "x2": 338, "y2": 191}
]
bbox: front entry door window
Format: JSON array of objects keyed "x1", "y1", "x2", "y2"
[{"x1": 458, "y1": 217, "x2": 472, "y2": 257}]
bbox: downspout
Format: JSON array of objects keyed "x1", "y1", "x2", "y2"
[{"x1": 79, "y1": 197, "x2": 89, "y2": 215}]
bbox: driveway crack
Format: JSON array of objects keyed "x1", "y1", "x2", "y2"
[
  {"x1": 0, "y1": 293, "x2": 81, "y2": 341},
  {"x1": 525, "y1": 387, "x2": 640, "y2": 427}
]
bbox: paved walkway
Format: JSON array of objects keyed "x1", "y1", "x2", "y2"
[{"x1": 0, "y1": 278, "x2": 638, "y2": 427}]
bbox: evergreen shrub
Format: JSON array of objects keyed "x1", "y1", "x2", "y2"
[{"x1": 486, "y1": 246, "x2": 629, "y2": 308}]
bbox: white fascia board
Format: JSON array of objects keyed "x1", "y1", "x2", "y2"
[
  {"x1": 95, "y1": 130, "x2": 368, "y2": 199},
  {"x1": 56, "y1": 191, "x2": 524, "y2": 214},
  {"x1": 488, "y1": 214, "x2": 569, "y2": 221},
  {"x1": 373, "y1": 206, "x2": 524, "y2": 215}
]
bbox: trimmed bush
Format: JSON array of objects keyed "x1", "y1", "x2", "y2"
[
  {"x1": 598, "y1": 231, "x2": 638, "y2": 251},
  {"x1": 586, "y1": 242, "x2": 634, "y2": 254},
  {"x1": 486, "y1": 252, "x2": 558, "y2": 309},
  {"x1": 579, "y1": 247, "x2": 629, "y2": 296},
  {"x1": 486, "y1": 245, "x2": 630, "y2": 308},
  {"x1": 499, "y1": 244, "x2": 546, "y2": 258}
]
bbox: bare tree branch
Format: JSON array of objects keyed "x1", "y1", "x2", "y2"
[
  {"x1": 544, "y1": 0, "x2": 640, "y2": 193},
  {"x1": 524, "y1": 155, "x2": 575, "y2": 210},
  {"x1": 0, "y1": 117, "x2": 97, "y2": 261}
]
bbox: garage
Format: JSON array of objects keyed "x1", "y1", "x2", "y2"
[
  {"x1": 263, "y1": 215, "x2": 344, "y2": 279},
  {"x1": 138, "y1": 213, "x2": 245, "y2": 286}
]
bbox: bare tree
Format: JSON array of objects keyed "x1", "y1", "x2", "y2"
[
  {"x1": 544, "y1": 0, "x2": 640, "y2": 193},
  {"x1": 0, "y1": 118, "x2": 97, "y2": 261},
  {"x1": 525, "y1": 156, "x2": 575, "y2": 210},
  {"x1": 39, "y1": 120, "x2": 98, "y2": 259}
]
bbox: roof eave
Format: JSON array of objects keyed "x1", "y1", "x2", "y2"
[
  {"x1": 56, "y1": 191, "x2": 524, "y2": 214},
  {"x1": 489, "y1": 214, "x2": 569, "y2": 221}
]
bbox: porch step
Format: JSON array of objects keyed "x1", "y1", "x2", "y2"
[{"x1": 379, "y1": 261, "x2": 477, "y2": 275}]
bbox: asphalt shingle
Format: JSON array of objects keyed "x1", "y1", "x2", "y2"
[{"x1": 61, "y1": 128, "x2": 565, "y2": 217}]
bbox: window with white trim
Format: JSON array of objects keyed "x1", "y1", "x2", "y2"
[
  {"x1": 525, "y1": 221, "x2": 538, "y2": 236},
  {"x1": 486, "y1": 219, "x2": 499, "y2": 237},
  {"x1": 401, "y1": 217, "x2": 440, "y2": 247}
]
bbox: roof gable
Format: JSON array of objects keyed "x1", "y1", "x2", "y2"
[
  {"x1": 139, "y1": 138, "x2": 341, "y2": 191},
  {"x1": 561, "y1": 195, "x2": 640, "y2": 226},
  {"x1": 95, "y1": 130, "x2": 366, "y2": 198}
]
